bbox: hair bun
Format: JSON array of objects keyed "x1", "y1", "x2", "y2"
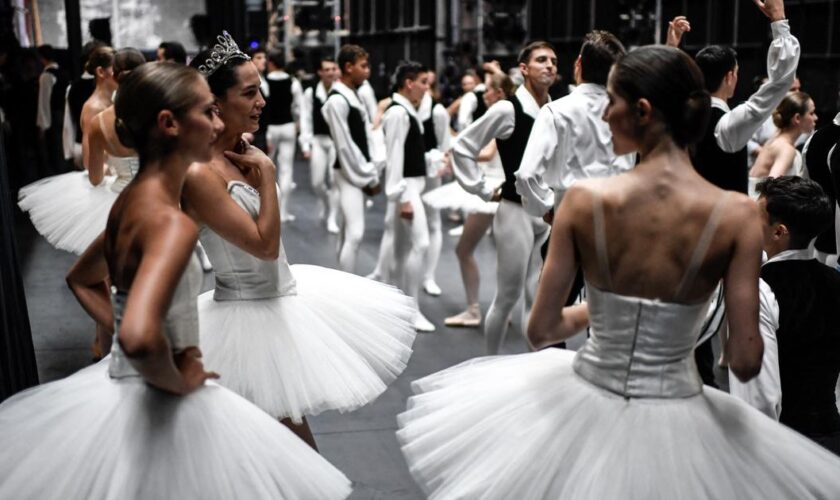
[
  {"x1": 114, "y1": 117, "x2": 136, "y2": 149},
  {"x1": 675, "y1": 89, "x2": 711, "y2": 146}
]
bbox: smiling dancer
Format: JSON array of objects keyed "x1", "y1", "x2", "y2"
[
  {"x1": 321, "y1": 45, "x2": 383, "y2": 273},
  {"x1": 451, "y1": 41, "x2": 556, "y2": 353},
  {"x1": 0, "y1": 61, "x2": 352, "y2": 499},
  {"x1": 184, "y1": 34, "x2": 415, "y2": 450}
]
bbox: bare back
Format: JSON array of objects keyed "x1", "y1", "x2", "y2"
[
  {"x1": 80, "y1": 91, "x2": 112, "y2": 136},
  {"x1": 749, "y1": 135, "x2": 797, "y2": 178}
]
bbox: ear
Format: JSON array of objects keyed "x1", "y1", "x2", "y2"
[
  {"x1": 157, "y1": 109, "x2": 179, "y2": 138},
  {"x1": 771, "y1": 222, "x2": 788, "y2": 241},
  {"x1": 635, "y1": 98, "x2": 653, "y2": 125}
]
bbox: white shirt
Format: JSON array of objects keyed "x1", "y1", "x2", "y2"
[
  {"x1": 727, "y1": 248, "x2": 821, "y2": 420},
  {"x1": 452, "y1": 85, "x2": 546, "y2": 201},
  {"x1": 36, "y1": 62, "x2": 58, "y2": 131},
  {"x1": 514, "y1": 83, "x2": 635, "y2": 217},
  {"x1": 61, "y1": 72, "x2": 93, "y2": 159},
  {"x1": 713, "y1": 20, "x2": 800, "y2": 153},
  {"x1": 299, "y1": 81, "x2": 332, "y2": 153},
  {"x1": 358, "y1": 80, "x2": 378, "y2": 123},
  {"x1": 456, "y1": 83, "x2": 487, "y2": 131},
  {"x1": 418, "y1": 92, "x2": 452, "y2": 153},
  {"x1": 266, "y1": 70, "x2": 303, "y2": 123},
  {"x1": 321, "y1": 80, "x2": 380, "y2": 187}
]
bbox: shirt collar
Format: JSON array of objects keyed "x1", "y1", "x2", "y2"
[
  {"x1": 391, "y1": 92, "x2": 419, "y2": 120},
  {"x1": 316, "y1": 81, "x2": 329, "y2": 100},
  {"x1": 833, "y1": 112, "x2": 840, "y2": 127},
  {"x1": 573, "y1": 82, "x2": 606, "y2": 97},
  {"x1": 418, "y1": 92, "x2": 433, "y2": 120},
  {"x1": 474, "y1": 83, "x2": 486, "y2": 93},
  {"x1": 332, "y1": 81, "x2": 362, "y2": 104},
  {"x1": 710, "y1": 96, "x2": 730, "y2": 112},
  {"x1": 515, "y1": 85, "x2": 548, "y2": 118},
  {"x1": 763, "y1": 248, "x2": 815, "y2": 266},
  {"x1": 267, "y1": 70, "x2": 289, "y2": 80}
]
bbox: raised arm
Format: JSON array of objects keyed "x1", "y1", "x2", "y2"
[
  {"x1": 183, "y1": 145, "x2": 280, "y2": 260},
  {"x1": 721, "y1": 197, "x2": 765, "y2": 381},
  {"x1": 527, "y1": 185, "x2": 590, "y2": 349},
  {"x1": 118, "y1": 214, "x2": 218, "y2": 395},
  {"x1": 665, "y1": 16, "x2": 691, "y2": 47},
  {"x1": 322, "y1": 95, "x2": 379, "y2": 188},
  {"x1": 452, "y1": 100, "x2": 514, "y2": 201},
  {"x1": 515, "y1": 105, "x2": 562, "y2": 218}
]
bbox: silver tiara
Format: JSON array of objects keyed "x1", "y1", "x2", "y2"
[{"x1": 198, "y1": 31, "x2": 251, "y2": 76}]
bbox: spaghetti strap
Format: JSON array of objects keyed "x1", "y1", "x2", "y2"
[
  {"x1": 592, "y1": 192, "x2": 614, "y2": 290},
  {"x1": 98, "y1": 112, "x2": 124, "y2": 154},
  {"x1": 674, "y1": 193, "x2": 731, "y2": 301}
]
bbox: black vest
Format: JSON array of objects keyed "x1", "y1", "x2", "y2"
[
  {"x1": 422, "y1": 101, "x2": 438, "y2": 152},
  {"x1": 266, "y1": 78, "x2": 294, "y2": 125},
  {"x1": 496, "y1": 95, "x2": 535, "y2": 204},
  {"x1": 387, "y1": 101, "x2": 426, "y2": 178},
  {"x1": 67, "y1": 77, "x2": 95, "y2": 143},
  {"x1": 761, "y1": 259, "x2": 840, "y2": 436},
  {"x1": 473, "y1": 89, "x2": 487, "y2": 122},
  {"x1": 691, "y1": 107, "x2": 748, "y2": 194},
  {"x1": 327, "y1": 90, "x2": 370, "y2": 170},
  {"x1": 312, "y1": 89, "x2": 330, "y2": 136},
  {"x1": 805, "y1": 124, "x2": 840, "y2": 254}
]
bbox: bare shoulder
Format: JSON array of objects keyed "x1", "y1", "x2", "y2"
[
  {"x1": 718, "y1": 191, "x2": 761, "y2": 236},
  {"x1": 138, "y1": 207, "x2": 199, "y2": 254},
  {"x1": 184, "y1": 162, "x2": 226, "y2": 193}
]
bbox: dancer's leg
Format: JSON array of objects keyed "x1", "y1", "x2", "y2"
[
  {"x1": 276, "y1": 124, "x2": 297, "y2": 221},
  {"x1": 336, "y1": 172, "x2": 365, "y2": 273},
  {"x1": 422, "y1": 176, "x2": 443, "y2": 295},
  {"x1": 369, "y1": 201, "x2": 396, "y2": 282},
  {"x1": 445, "y1": 212, "x2": 493, "y2": 327},
  {"x1": 310, "y1": 137, "x2": 330, "y2": 220}
]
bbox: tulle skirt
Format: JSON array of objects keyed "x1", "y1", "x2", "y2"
[
  {"x1": 422, "y1": 179, "x2": 500, "y2": 215},
  {"x1": 0, "y1": 360, "x2": 352, "y2": 499},
  {"x1": 17, "y1": 171, "x2": 118, "y2": 254},
  {"x1": 199, "y1": 264, "x2": 417, "y2": 423},
  {"x1": 397, "y1": 349, "x2": 840, "y2": 500}
]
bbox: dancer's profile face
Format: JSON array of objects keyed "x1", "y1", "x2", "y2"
[
  {"x1": 177, "y1": 79, "x2": 224, "y2": 163},
  {"x1": 217, "y1": 61, "x2": 266, "y2": 135},
  {"x1": 603, "y1": 76, "x2": 636, "y2": 155},
  {"x1": 797, "y1": 98, "x2": 818, "y2": 134}
]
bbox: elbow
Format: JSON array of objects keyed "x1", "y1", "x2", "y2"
[
  {"x1": 255, "y1": 241, "x2": 280, "y2": 261},
  {"x1": 118, "y1": 328, "x2": 159, "y2": 360},
  {"x1": 526, "y1": 317, "x2": 553, "y2": 350},
  {"x1": 728, "y1": 343, "x2": 764, "y2": 383}
]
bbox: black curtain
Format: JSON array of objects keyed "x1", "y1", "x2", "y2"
[{"x1": 0, "y1": 129, "x2": 38, "y2": 402}]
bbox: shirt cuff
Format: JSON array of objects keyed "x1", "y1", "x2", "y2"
[{"x1": 770, "y1": 19, "x2": 790, "y2": 38}]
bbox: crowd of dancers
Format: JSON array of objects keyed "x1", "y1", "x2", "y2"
[{"x1": 3, "y1": 0, "x2": 840, "y2": 497}]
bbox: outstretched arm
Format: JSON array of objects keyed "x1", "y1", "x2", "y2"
[{"x1": 665, "y1": 16, "x2": 691, "y2": 47}]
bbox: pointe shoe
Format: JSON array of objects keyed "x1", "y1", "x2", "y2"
[
  {"x1": 423, "y1": 279, "x2": 442, "y2": 297},
  {"x1": 448, "y1": 224, "x2": 464, "y2": 236},
  {"x1": 326, "y1": 219, "x2": 340, "y2": 234},
  {"x1": 414, "y1": 312, "x2": 436, "y2": 332},
  {"x1": 444, "y1": 304, "x2": 481, "y2": 328}
]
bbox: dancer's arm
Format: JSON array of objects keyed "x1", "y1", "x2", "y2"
[
  {"x1": 665, "y1": 16, "x2": 691, "y2": 47},
  {"x1": 183, "y1": 145, "x2": 280, "y2": 260},
  {"x1": 457, "y1": 91, "x2": 478, "y2": 131},
  {"x1": 715, "y1": 0, "x2": 799, "y2": 152},
  {"x1": 767, "y1": 145, "x2": 797, "y2": 178},
  {"x1": 298, "y1": 87, "x2": 313, "y2": 158},
  {"x1": 452, "y1": 100, "x2": 514, "y2": 201},
  {"x1": 528, "y1": 185, "x2": 590, "y2": 349},
  {"x1": 322, "y1": 93, "x2": 379, "y2": 188},
  {"x1": 515, "y1": 104, "x2": 561, "y2": 218},
  {"x1": 83, "y1": 114, "x2": 108, "y2": 186},
  {"x1": 66, "y1": 233, "x2": 113, "y2": 331},
  {"x1": 382, "y1": 106, "x2": 410, "y2": 204},
  {"x1": 722, "y1": 196, "x2": 765, "y2": 382},
  {"x1": 119, "y1": 214, "x2": 218, "y2": 395},
  {"x1": 432, "y1": 103, "x2": 452, "y2": 152}
]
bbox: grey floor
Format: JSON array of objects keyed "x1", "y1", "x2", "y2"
[{"x1": 15, "y1": 159, "x2": 569, "y2": 499}]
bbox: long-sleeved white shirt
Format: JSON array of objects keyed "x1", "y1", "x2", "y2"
[
  {"x1": 321, "y1": 80, "x2": 379, "y2": 187},
  {"x1": 358, "y1": 80, "x2": 378, "y2": 123},
  {"x1": 299, "y1": 81, "x2": 332, "y2": 153},
  {"x1": 36, "y1": 63, "x2": 58, "y2": 131},
  {"x1": 452, "y1": 85, "x2": 545, "y2": 201},
  {"x1": 266, "y1": 70, "x2": 303, "y2": 122},
  {"x1": 514, "y1": 83, "x2": 635, "y2": 217},
  {"x1": 418, "y1": 92, "x2": 452, "y2": 153},
  {"x1": 456, "y1": 83, "x2": 487, "y2": 132},
  {"x1": 713, "y1": 20, "x2": 800, "y2": 153}
]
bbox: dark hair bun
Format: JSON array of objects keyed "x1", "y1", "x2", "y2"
[
  {"x1": 114, "y1": 117, "x2": 136, "y2": 149},
  {"x1": 676, "y1": 90, "x2": 711, "y2": 146}
]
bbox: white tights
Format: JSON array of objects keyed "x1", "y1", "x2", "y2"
[
  {"x1": 267, "y1": 123, "x2": 296, "y2": 220},
  {"x1": 422, "y1": 175, "x2": 443, "y2": 284},
  {"x1": 392, "y1": 177, "x2": 430, "y2": 301},
  {"x1": 336, "y1": 170, "x2": 366, "y2": 273},
  {"x1": 309, "y1": 135, "x2": 338, "y2": 226},
  {"x1": 485, "y1": 199, "x2": 549, "y2": 354}
]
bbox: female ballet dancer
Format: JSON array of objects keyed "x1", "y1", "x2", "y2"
[
  {"x1": 0, "y1": 62, "x2": 351, "y2": 499},
  {"x1": 397, "y1": 46, "x2": 840, "y2": 499},
  {"x1": 18, "y1": 48, "x2": 143, "y2": 255},
  {"x1": 749, "y1": 90, "x2": 818, "y2": 195},
  {"x1": 424, "y1": 72, "x2": 514, "y2": 327},
  {"x1": 183, "y1": 33, "x2": 416, "y2": 449}
]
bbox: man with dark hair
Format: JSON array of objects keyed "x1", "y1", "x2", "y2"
[
  {"x1": 62, "y1": 40, "x2": 103, "y2": 168},
  {"x1": 733, "y1": 176, "x2": 840, "y2": 455},
  {"x1": 299, "y1": 56, "x2": 340, "y2": 233},
  {"x1": 452, "y1": 41, "x2": 556, "y2": 353},
  {"x1": 381, "y1": 62, "x2": 439, "y2": 331},
  {"x1": 36, "y1": 44, "x2": 69, "y2": 174},
  {"x1": 322, "y1": 44, "x2": 382, "y2": 274},
  {"x1": 264, "y1": 49, "x2": 303, "y2": 222},
  {"x1": 156, "y1": 41, "x2": 187, "y2": 64}
]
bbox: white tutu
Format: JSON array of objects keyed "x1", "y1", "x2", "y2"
[
  {"x1": 397, "y1": 349, "x2": 840, "y2": 500},
  {"x1": 0, "y1": 359, "x2": 352, "y2": 499},
  {"x1": 17, "y1": 171, "x2": 118, "y2": 254},
  {"x1": 199, "y1": 264, "x2": 417, "y2": 423},
  {"x1": 422, "y1": 179, "x2": 500, "y2": 214}
]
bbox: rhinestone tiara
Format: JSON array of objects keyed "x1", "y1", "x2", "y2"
[{"x1": 197, "y1": 31, "x2": 251, "y2": 76}]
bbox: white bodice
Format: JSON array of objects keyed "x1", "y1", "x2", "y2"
[
  {"x1": 199, "y1": 181, "x2": 297, "y2": 301},
  {"x1": 109, "y1": 156, "x2": 140, "y2": 193},
  {"x1": 108, "y1": 254, "x2": 203, "y2": 378}
]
